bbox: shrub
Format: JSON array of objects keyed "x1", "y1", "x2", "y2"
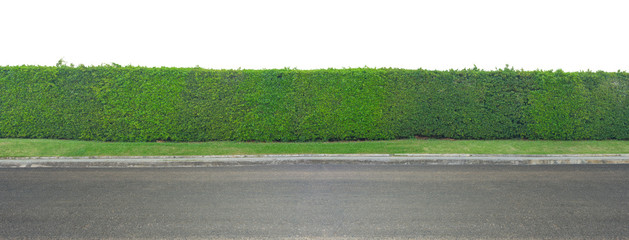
[{"x1": 0, "y1": 65, "x2": 627, "y2": 141}]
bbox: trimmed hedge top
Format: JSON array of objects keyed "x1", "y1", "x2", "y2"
[{"x1": 1, "y1": 65, "x2": 627, "y2": 141}]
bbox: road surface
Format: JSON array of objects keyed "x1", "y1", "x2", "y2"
[{"x1": 1, "y1": 165, "x2": 628, "y2": 239}]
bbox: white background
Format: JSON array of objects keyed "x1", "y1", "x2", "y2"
[{"x1": 2, "y1": 0, "x2": 628, "y2": 71}]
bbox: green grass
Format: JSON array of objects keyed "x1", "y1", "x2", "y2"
[{"x1": 1, "y1": 138, "x2": 628, "y2": 157}]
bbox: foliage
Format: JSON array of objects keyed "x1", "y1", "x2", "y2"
[
  {"x1": 0, "y1": 66, "x2": 627, "y2": 141},
  {"x1": 525, "y1": 70, "x2": 590, "y2": 139}
]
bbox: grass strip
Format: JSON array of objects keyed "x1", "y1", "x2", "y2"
[{"x1": 1, "y1": 138, "x2": 628, "y2": 157}]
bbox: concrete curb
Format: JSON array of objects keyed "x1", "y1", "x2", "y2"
[{"x1": 1, "y1": 154, "x2": 628, "y2": 168}]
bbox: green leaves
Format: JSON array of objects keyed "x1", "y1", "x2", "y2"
[{"x1": 0, "y1": 66, "x2": 627, "y2": 141}]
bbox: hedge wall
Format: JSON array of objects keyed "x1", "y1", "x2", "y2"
[{"x1": 1, "y1": 65, "x2": 627, "y2": 141}]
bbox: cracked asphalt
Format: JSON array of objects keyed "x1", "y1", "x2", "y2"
[{"x1": 1, "y1": 165, "x2": 628, "y2": 239}]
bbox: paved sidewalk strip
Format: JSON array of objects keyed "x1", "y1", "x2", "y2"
[{"x1": 1, "y1": 154, "x2": 628, "y2": 168}]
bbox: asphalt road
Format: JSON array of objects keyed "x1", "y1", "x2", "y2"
[{"x1": 1, "y1": 165, "x2": 628, "y2": 239}]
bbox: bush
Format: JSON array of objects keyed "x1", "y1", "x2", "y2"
[{"x1": 1, "y1": 65, "x2": 627, "y2": 141}]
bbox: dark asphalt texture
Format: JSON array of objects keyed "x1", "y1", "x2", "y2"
[{"x1": 1, "y1": 165, "x2": 628, "y2": 239}]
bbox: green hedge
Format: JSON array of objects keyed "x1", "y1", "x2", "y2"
[{"x1": 1, "y1": 65, "x2": 627, "y2": 141}]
